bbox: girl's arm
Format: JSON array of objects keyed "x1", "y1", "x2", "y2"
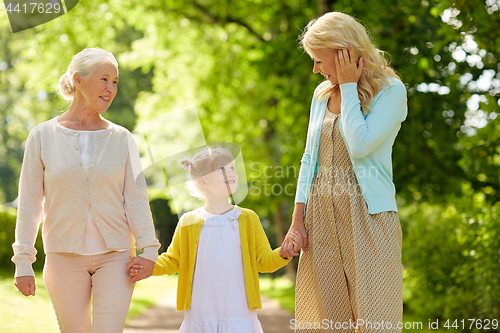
[
  {"x1": 153, "y1": 219, "x2": 183, "y2": 276},
  {"x1": 252, "y1": 213, "x2": 291, "y2": 273}
]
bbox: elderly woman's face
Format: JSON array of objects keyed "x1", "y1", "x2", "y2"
[
  {"x1": 77, "y1": 58, "x2": 118, "y2": 112},
  {"x1": 310, "y1": 48, "x2": 339, "y2": 85}
]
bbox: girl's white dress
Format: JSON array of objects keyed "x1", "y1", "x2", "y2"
[{"x1": 179, "y1": 206, "x2": 264, "y2": 333}]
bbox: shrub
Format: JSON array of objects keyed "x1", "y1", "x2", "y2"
[
  {"x1": 401, "y1": 190, "x2": 500, "y2": 330},
  {"x1": 0, "y1": 207, "x2": 44, "y2": 274}
]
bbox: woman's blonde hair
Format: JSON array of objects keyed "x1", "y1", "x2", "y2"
[
  {"x1": 299, "y1": 12, "x2": 400, "y2": 113},
  {"x1": 180, "y1": 146, "x2": 235, "y2": 199},
  {"x1": 58, "y1": 47, "x2": 118, "y2": 102}
]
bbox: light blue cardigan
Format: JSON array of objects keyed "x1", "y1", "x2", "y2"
[{"x1": 295, "y1": 78, "x2": 407, "y2": 214}]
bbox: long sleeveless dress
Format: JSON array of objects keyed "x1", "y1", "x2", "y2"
[{"x1": 295, "y1": 109, "x2": 403, "y2": 333}]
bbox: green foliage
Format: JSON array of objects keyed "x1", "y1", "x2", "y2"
[
  {"x1": 0, "y1": 208, "x2": 17, "y2": 271},
  {"x1": 0, "y1": 271, "x2": 59, "y2": 332},
  {"x1": 0, "y1": 207, "x2": 44, "y2": 273},
  {"x1": 149, "y1": 198, "x2": 178, "y2": 253},
  {"x1": 1, "y1": 0, "x2": 498, "y2": 210},
  {"x1": 402, "y1": 191, "x2": 500, "y2": 326},
  {"x1": 458, "y1": 118, "x2": 500, "y2": 202}
]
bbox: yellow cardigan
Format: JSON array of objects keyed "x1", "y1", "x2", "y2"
[{"x1": 153, "y1": 206, "x2": 291, "y2": 311}]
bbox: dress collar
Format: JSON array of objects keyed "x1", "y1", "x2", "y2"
[{"x1": 196, "y1": 206, "x2": 241, "y2": 228}]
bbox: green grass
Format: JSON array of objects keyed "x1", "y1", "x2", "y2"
[
  {"x1": 259, "y1": 276, "x2": 445, "y2": 332},
  {"x1": 0, "y1": 271, "x2": 177, "y2": 333},
  {"x1": 126, "y1": 274, "x2": 177, "y2": 323},
  {"x1": 259, "y1": 276, "x2": 295, "y2": 313},
  {"x1": 0, "y1": 271, "x2": 59, "y2": 332}
]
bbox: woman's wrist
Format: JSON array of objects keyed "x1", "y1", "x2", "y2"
[
  {"x1": 291, "y1": 215, "x2": 304, "y2": 226},
  {"x1": 291, "y1": 203, "x2": 305, "y2": 227}
]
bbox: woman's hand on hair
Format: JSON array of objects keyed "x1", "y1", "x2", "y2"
[{"x1": 335, "y1": 43, "x2": 364, "y2": 85}]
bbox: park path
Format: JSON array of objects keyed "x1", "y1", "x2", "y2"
[{"x1": 123, "y1": 290, "x2": 295, "y2": 333}]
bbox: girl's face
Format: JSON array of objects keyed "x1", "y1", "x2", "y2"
[
  {"x1": 310, "y1": 48, "x2": 339, "y2": 85},
  {"x1": 202, "y1": 161, "x2": 238, "y2": 198},
  {"x1": 75, "y1": 58, "x2": 118, "y2": 112}
]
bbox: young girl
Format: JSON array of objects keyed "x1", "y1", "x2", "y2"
[{"x1": 130, "y1": 146, "x2": 301, "y2": 332}]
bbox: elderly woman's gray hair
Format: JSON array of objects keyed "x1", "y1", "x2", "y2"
[{"x1": 58, "y1": 47, "x2": 118, "y2": 102}]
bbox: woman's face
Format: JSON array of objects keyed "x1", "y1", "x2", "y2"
[
  {"x1": 75, "y1": 58, "x2": 118, "y2": 112},
  {"x1": 310, "y1": 48, "x2": 339, "y2": 85}
]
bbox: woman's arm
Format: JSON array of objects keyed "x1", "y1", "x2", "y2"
[
  {"x1": 12, "y1": 132, "x2": 44, "y2": 280},
  {"x1": 335, "y1": 45, "x2": 407, "y2": 158},
  {"x1": 285, "y1": 85, "x2": 327, "y2": 257},
  {"x1": 295, "y1": 85, "x2": 324, "y2": 204},
  {"x1": 280, "y1": 203, "x2": 307, "y2": 259},
  {"x1": 128, "y1": 222, "x2": 182, "y2": 279},
  {"x1": 340, "y1": 80, "x2": 407, "y2": 158},
  {"x1": 123, "y1": 134, "x2": 160, "y2": 263}
]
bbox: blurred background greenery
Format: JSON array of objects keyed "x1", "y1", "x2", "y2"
[{"x1": 0, "y1": 0, "x2": 499, "y2": 331}]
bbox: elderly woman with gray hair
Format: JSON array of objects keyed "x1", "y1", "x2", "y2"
[{"x1": 12, "y1": 47, "x2": 160, "y2": 332}]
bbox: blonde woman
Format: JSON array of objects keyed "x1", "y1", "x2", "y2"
[
  {"x1": 280, "y1": 12, "x2": 407, "y2": 332},
  {"x1": 12, "y1": 48, "x2": 160, "y2": 332}
]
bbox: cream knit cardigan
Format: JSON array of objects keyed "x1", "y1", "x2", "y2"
[{"x1": 12, "y1": 117, "x2": 160, "y2": 277}]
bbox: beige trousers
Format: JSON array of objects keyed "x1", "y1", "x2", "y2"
[{"x1": 43, "y1": 250, "x2": 135, "y2": 333}]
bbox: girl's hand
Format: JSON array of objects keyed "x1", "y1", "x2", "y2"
[
  {"x1": 279, "y1": 232, "x2": 303, "y2": 259},
  {"x1": 290, "y1": 231, "x2": 304, "y2": 253},
  {"x1": 127, "y1": 256, "x2": 155, "y2": 282},
  {"x1": 129, "y1": 264, "x2": 142, "y2": 277},
  {"x1": 14, "y1": 276, "x2": 36, "y2": 296},
  {"x1": 280, "y1": 238, "x2": 297, "y2": 259},
  {"x1": 335, "y1": 43, "x2": 364, "y2": 85}
]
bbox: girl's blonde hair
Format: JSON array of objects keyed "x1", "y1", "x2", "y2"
[
  {"x1": 299, "y1": 12, "x2": 400, "y2": 113},
  {"x1": 58, "y1": 47, "x2": 119, "y2": 102},
  {"x1": 180, "y1": 147, "x2": 235, "y2": 199}
]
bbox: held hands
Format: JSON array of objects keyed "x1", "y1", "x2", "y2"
[
  {"x1": 280, "y1": 209, "x2": 308, "y2": 259},
  {"x1": 335, "y1": 43, "x2": 364, "y2": 85},
  {"x1": 279, "y1": 231, "x2": 304, "y2": 259},
  {"x1": 14, "y1": 276, "x2": 36, "y2": 296},
  {"x1": 129, "y1": 264, "x2": 142, "y2": 278},
  {"x1": 126, "y1": 256, "x2": 155, "y2": 283}
]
